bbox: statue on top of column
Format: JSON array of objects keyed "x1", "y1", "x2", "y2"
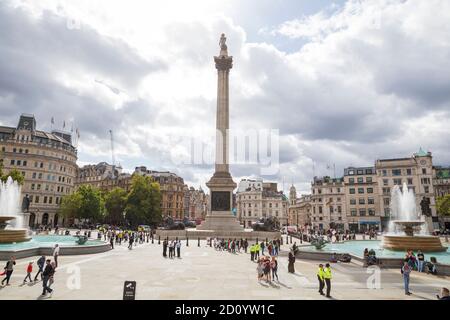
[{"x1": 219, "y1": 33, "x2": 228, "y2": 56}]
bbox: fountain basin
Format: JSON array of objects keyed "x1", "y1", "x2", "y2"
[
  {"x1": 382, "y1": 235, "x2": 446, "y2": 252},
  {"x1": 0, "y1": 216, "x2": 31, "y2": 244}
]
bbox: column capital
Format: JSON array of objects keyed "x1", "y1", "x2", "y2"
[{"x1": 214, "y1": 55, "x2": 233, "y2": 71}]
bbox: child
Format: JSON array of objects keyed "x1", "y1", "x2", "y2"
[
  {"x1": 23, "y1": 262, "x2": 33, "y2": 284},
  {"x1": 257, "y1": 259, "x2": 264, "y2": 281}
]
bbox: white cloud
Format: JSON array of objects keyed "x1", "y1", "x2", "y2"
[{"x1": 1, "y1": 0, "x2": 449, "y2": 192}]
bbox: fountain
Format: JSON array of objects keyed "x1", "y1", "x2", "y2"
[
  {"x1": 381, "y1": 182, "x2": 445, "y2": 252},
  {"x1": 0, "y1": 177, "x2": 30, "y2": 243}
]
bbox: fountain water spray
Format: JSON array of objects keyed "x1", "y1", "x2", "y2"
[
  {"x1": 0, "y1": 176, "x2": 23, "y2": 228},
  {"x1": 381, "y1": 182, "x2": 444, "y2": 251}
]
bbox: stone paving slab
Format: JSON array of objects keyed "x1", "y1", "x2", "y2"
[{"x1": 0, "y1": 240, "x2": 449, "y2": 300}]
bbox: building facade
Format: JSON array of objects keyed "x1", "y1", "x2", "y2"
[
  {"x1": 237, "y1": 181, "x2": 288, "y2": 228},
  {"x1": 134, "y1": 166, "x2": 185, "y2": 219},
  {"x1": 0, "y1": 114, "x2": 77, "y2": 227},
  {"x1": 433, "y1": 166, "x2": 450, "y2": 198},
  {"x1": 343, "y1": 166, "x2": 382, "y2": 233},
  {"x1": 288, "y1": 185, "x2": 312, "y2": 228},
  {"x1": 310, "y1": 176, "x2": 346, "y2": 231},
  {"x1": 75, "y1": 162, "x2": 122, "y2": 190},
  {"x1": 375, "y1": 149, "x2": 438, "y2": 231},
  {"x1": 183, "y1": 186, "x2": 208, "y2": 221}
]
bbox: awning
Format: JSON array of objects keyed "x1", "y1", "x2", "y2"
[{"x1": 359, "y1": 221, "x2": 380, "y2": 225}]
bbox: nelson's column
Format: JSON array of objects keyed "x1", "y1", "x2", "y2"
[{"x1": 197, "y1": 34, "x2": 244, "y2": 231}]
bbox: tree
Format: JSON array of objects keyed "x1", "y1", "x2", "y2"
[
  {"x1": 59, "y1": 185, "x2": 104, "y2": 223},
  {"x1": 77, "y1": 185, "x2": 105, "y2": 222},
  {"x1": 59, "y1": 192, "x2": 83, "y2": 220},
  {"x1": 125, "y1": 175, "x2": 161, "y2": 228},
  {"x1": 436, "y1": 194, "x2": 450, "y2": 217},
  {"x1": 0, "y1": 161, "x2": 25, "y2": 185},
  {"x1": 104, "y1": 187, "x2": 127, "y2": 225}
]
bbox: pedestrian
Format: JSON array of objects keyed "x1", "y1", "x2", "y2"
[
  {"x1": 110, "y1": 235, "x2": 114, "y2": 249},
  {"x1": 317, "y1": 264, "x2": 325, "y2": 296},
  {"x1": 52, "y1": 244, "x2": 60, "y2": 268},
  {"x1": 260, "y1": 241, "x2": 265, "y2": 255},
  {"x1": 176, "y1": 240, "x2": 181, "y2": 258},
  {"x1": 23, "y1": 262, "x2": 33, "y2": 284},
  {"x1": 324, "y1": 263, "x2": 332, "y2": 298},
  {"x1": 270, "y1": 256, "x2": 279, "y2": 281},
  {"x1": 417, "y1": 250, "x2": 425, "y2": 273},
  {"x1": 128, "y1": 234, "x2": 134, "y2": 250},
  {"x1": 256, "y1": 258, "x2": 264, "y2": 281},
  {"x1": 169, "y1": 240, "x2": 174, "y2": 258},
  {"x1": 401, "y1": 260, "x2": 412, "y2": 295},
  {"x1": 288, "y1": 250, "x2": 295, "y2": 273},
  {"x1": 255, "y1": 242, "x2": 260, "y2": 260},
  {"x1": 1, "y1": 256, "x2": 16, "y2": 286},
  {"x1": 41, "y1": 259, "x2": 54, "y2": 297},
  {"x1": 437, "y1": 287, "x2": 450, "y2": 300},
  {"x1": 163, "y1": 239, "x2": 168, "y2": 258},
  {"x1": 250, "y1": 244, "x2": 255, "y2": 261},
  {"x1": 34, "y1": 255, "x2": 46, "y2": 281},
  {"x1": 49, "y1": 261, "x2": 57, "y2": 289}
]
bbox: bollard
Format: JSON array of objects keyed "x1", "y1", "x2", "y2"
[
  {"x1": 158, "y1": 235, "x2": 160, "y2": 245},
  {"x1": 198, "y1": 237, "x2": 200, "y2": 247},
  {"x1": 186, "y1": 237, "x2": 189, "y2": 246},
  {"x1": 151, "y1": 236, "x2": 154, "y2": 244},
  {"x1": 210, "y1": 238, "x2": 212, "y2": 247}
]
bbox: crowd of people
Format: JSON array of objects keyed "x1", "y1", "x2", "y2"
[{"x1": 1, "y1": 243, "x2": 60, "y2": 297}]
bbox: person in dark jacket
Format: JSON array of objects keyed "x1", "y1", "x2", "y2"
[
  {"x1": 438, "y1": 287, "x2": 450, "y2": 300},
  {"x1": 41, "y1": 259, "x2": 54, "y2": 296},
  {"x1": 34, "y1": 255, "x2": 46, "y2": 281},
  {"x1": 1, "y1": 256, "x2": 16, "y2": 286},
  {"x1": 288, "y1": 251, "x2": 295, "y2": 273}
]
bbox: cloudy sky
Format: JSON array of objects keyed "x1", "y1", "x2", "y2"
[{"x1": 1, "y1": 0, "x2": 449, "y2": 195}]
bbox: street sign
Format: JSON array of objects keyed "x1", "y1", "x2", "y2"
[{"x1": 123, "y1": 281, "x2": 136, "y2": 300}]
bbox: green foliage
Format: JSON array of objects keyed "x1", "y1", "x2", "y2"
[
  {"x1": 59, "y1": 192, "x2": 83, "y2": 219},
  {"x1": 436, "y1": 194, "x2": 450, "y2": 217},
  {"x1": 59, "y1": 185, "x2": 104, "y2": 221},
  {"x1": 0, "y1": 161, "x2": 25, "y2": 185},
  {"x1": 125, "y1": 175, "x2": 162, "y2": 228},
  {"x1": 104, "y1": 187, "x2": 127, "y2": 225}
]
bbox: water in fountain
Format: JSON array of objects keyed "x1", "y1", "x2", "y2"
[
  {"x1": 388, "y1": 182, "x2": 427, "y2": 235},
  {"x1": 0, "y1": 176, "x2": 23, "y2": 228}
]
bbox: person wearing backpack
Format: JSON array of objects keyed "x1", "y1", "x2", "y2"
[
  {"x1": 401, "y1": 260, "x2": 412, "y2": 295},
  {"x1": 34, "y1": 255, "x2": 46, "y2": 281},
  {"x1": 1, "y1": 256, "x2": 16, "y2": 286}
]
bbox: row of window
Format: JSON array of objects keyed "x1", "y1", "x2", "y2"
[
  {"x1": 27, "y1": 194, "x2": 61, "y2": 205},
  {"x1": 313, "y1": 206, "x2": 342, "y2": 214},
  {"x1": 2, "y1": 145, "x2": 75, "y2": 161},
  {"x1": 380, "y1": 168, "x2": 427, "y2": 176},
  {"x1": 8, "y1": 159, "x2": 74, "y2": 174},
  {"x1": 30, "y1": 183, "x2": 71, "y2": 194},
  {"x1": 349, "y1": 198, "x2": 375, "y2": 205},
  {"x1": 313, "y1": 188, "x2": 342, "y2": 194},
  {"x1": 348, "y1": 176, "x2": 373, "y2": 184},
  {"x1": 349, "y1": 187, "x2": 374, "y2": 194},
  {"x1": 347, "y1": 168, "x2": 374, "y2": 175},
  {"x1": 241, "y1": 211, "x2": 280, "y2": 217},
  {"x1": 350, "y1": 209, "x2": 376, "y2": 216},
  {"x1": 241, "y1": 202, "x2": 284, "y2": 208}
]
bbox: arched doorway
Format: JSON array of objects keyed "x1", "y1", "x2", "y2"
[
  {"x1": 54, "y1": 214, "x2": 59, "y2": 227},
  {"x1": 42, "y1": 213, "x2": 49, "y2": 225},
  {"x1": 29, "y1": 213, "x2": 36, "y2": 228}
]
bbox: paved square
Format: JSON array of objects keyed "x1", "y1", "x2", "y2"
[{"x1": 1, "y1": 240, "x2": 449, "y2": 300}]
